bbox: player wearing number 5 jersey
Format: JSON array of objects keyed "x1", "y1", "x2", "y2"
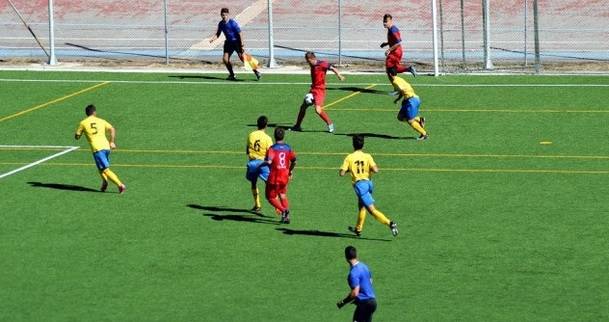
[
  {"x1": 263, "y1": 127, "x2": 296, "y2": 223},
  {"x1": 75, "y1": 104, "x2": 126, "y2": 194},
  {"x1": 340, "y1": 135, "x2": 397, "y2": 237},
  {"x1": 246, "y1": 116, "x2": 274, "y2": 212}
]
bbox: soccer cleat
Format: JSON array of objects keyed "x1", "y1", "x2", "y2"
[
  {"x1": 251, "y1": 206, "x2": 262, "y2": 213},
  {"x1": 408, "y1": 65, "x2": 417, "y2": 78},
  {"x1": 328, "y1": 123, "x2": 335, "y2": 133},
  {"x1": 289, "y1": 125, "x2": 302, "y2": 132},
  {"x1": 227, "y1": 75, "x2": 237, "y2": 81},
  {"x1": 417, "y1": 134, "x2": 429, "y2": 141},
  {"x1": 419, "y1": 116, "x2": 426, "y2": 128},
  {"x1": 389, "y1": 222, "x2": 399, "y2": 237},
  {"x1": 348, "y1": 226, "x2": 362, "y2": 237},
  {"x1": 100, "y1": 181, "x2": 108, "y2": 192},
  {"x1": 118, "y1": 184, "x2": 126, "y2": 194},
  {"x1": 281, "y1": 210, "x2": 291, "y2": 224},
  {"x1": 254, "y1": 70, "x2": 262, "y2": 81}
]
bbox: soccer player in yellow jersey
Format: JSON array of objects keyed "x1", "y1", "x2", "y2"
[
  {"x1": 340, "y1": 135, "x2": 398, "y2": 237},
  {"x1": 245, "y1": 116, "x2": 274, "y2": 211},
  {"x1": 75, "y1": 104, "x2": 126, "y2": 194},
  {"x1": 389, "y1": 71, "x2": 428, "y2": 140}
]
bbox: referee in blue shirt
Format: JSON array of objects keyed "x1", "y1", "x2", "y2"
[
  {"x1": 337, "y1": 246, "x2": 377, "y2": 322},
  {"x1": 209, "y1": 8, "x2": 261, "y2": 81}
]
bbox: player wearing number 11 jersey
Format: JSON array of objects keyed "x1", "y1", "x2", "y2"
[
  {"x1": 263, "y1": 127, "x2": 296, "y2": 223},
  {"x1": 340, "y1": 135, "x2": 398, "y2": 237}
]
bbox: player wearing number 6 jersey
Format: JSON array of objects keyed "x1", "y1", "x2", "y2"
[
  {"x1": 246, "y1": 116, "x2": 274, "y2": 212},
  {"x1": 262, "y1": 127, "x2": 296, "y2": 223},
  {"x1": 340, "y1": 135, "x2": 398, "y2": 237},
  {"x1": 75, "y1": 104, "x2": 126, "y2": 194}
]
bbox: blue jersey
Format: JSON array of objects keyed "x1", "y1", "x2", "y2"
[
  {"x1": 348, "y1": 262, "x2": 376, "y2": 301},
  {"x1": 216, "y1": 19, "x2": 241, "y2": 42}
]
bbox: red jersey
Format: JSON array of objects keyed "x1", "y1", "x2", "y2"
[
  {"x1": 310, "y1": 60, "x2": 331, "y2": 90},
  {"x1": 265, "y1": 143, "x2": 297, "y2": 185},
  {"x1": 387, "y1": 25, "x2": 402, "y2": 47}
]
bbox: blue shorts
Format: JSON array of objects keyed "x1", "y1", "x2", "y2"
[
  {"x1": 400, "y1": 95, "x2": 420, "y2": 121},
  {"x1": 93, "y1": 149, "x2": 111, "y2": 171},
  {"x1": 353, "y1": 180, "x2": 375, "y2": 207},
  {"x1": 246, "y1": 159, "x2": 269, "y2": 183}
]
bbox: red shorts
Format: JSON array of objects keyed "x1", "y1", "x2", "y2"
[
  {"x1": 310, "y1": 87, "x2": 326, "y2": 107},
  {"x1": 266, "y1": 183, "x2": 288, "y2": 199},
  {"x1": 385, "y1": 47, "x2": 404, "y2": 68}
]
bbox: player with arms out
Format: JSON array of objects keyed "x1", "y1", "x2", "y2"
[
  {"x1": 389, "y1": 71, "x2": 428, "y2": 140},
  {"x1": 291, "y1": 51, "x2": 345, "y2": 133},
  {"x1": 75, "y1": 104, "x2": 126, "y2": 194},
  {"x1": 209, "y1": 7, "x2": 261, "y2": 81},
  {"x1": 245, "y1": 115, "x2": 274, "y2": 212},
  {"x1": 339, "y1": 135, "x2": 398, "y2": 237},
  {"x1": 381, "y1": 14, "x2": 416, "y2": 78},
  {"x1": 261, "y1": 127, "x2": 296, "y2": 223}
]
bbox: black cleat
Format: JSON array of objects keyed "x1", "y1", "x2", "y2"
[
  {"x1": 254, "y1": 70, "x2": 262, "y2": 81},
  {"x1": 289, "y1": 125, "x2": 302, "y2": 132},
  {"x1": 389, "y1": 222, "x2": 399, "y2": 237},
  {"x1": 407, "y1": 65, "x2": 417, "y2": 78},
  {"x1": 281, "y1": 210, "x2": 291, "y2": 224},
  {"x1": 417, "y1": 134, "x2": 429, "y2": 141},
  {"x1": 227, "y1": 75, "x2": 237, "y2": 81},
  {"x1": 419, "y1": 116, "x2": 426, "y2": 128},
  {"x1": 348, "y1": 226, "x2": 362, "y2": 237}
]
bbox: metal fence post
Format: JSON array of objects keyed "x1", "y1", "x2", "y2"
[
  {"x1": 533, "y1": 0, "x2": 540, "y2": 73},
  {"x1": 267, "y1": 0, "x2": 277, "y2": 68},
  {"x1": 338, "y1": 0, "x2": 342, "y2": 65},
  {"x1": 163, "y1": 0, "x2": 169, "y2": 65},
  {"x1": 460, "y1": 0, "x2": 466, "y2": 68},
  {"x1": 48, "y1": 0, "x2": 57, "y2": 65},
  {"x1": 431, "y1": 0, "x2": 440, "y2": 76},
  {"x1": 482, "y1": 0, "x2": 493, "y2": 69},
  {"x1": 524, "y1": 0, "x2": 528, "y2": 66}
]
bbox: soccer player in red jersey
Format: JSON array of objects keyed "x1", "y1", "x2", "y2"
[
  {"x1": 262, "y1": 127, "x2": 297, "y2": 223},
  {"x1": 381, "y1": 14, "x2": 416, "y2": 79},
  {"x1": 291, "y1": 51, "x2": 345, "y2": 134}
]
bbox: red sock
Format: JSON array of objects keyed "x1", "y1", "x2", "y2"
[
  {"x1": 319, "y1": 111, "x2": 332, "y2": 124},
  {"x1": 280, "y1": 196, "x2": 289, "y2": 210},
  {"x1": 267, "y1": 196, "x2": 285, "y2": 212}
]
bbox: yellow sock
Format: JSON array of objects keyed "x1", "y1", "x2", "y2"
[
  {"x1": 414, "y1": 116, "x2": 421, "y2": 122},
  {"x1": 252, "y1": 188, "x2": 261, "y2": 208},
  {"x1": 409, "y1": 120, "x2": 427, "y2": 136},
  {"x1": 103, "y1": 169, "x2": 123, "y2": 187},
  {"x1": 355, "y1": 208, "x2": 367, "y2": 232},
  {"x1": 370, "y1": 208, "x2": 391, "y2": 226}
]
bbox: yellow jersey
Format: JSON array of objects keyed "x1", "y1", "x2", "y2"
[
  {"x1": 340, "y1": 150, "x2": 377, "y2": 184},
  {"x1": 392, "y1": 76, "x2": 416, "y2": 99},
  {"x1": 76, "y1": 116, "x2": 113, "y2": 152},
  {"x1": 247, "y1": 129, "x2": 273, "y2": 160}
]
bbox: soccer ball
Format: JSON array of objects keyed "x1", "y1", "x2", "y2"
[{"x1": 304, "y1": 93, "x2": 314, "y2": 105}]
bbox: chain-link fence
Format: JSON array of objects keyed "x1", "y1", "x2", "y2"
[{"x1": 1, "y1": 0, "x2": 608, "y2": 73}]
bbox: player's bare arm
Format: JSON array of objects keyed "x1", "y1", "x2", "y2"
[
  {"x1": 339, "y1": 169, "x2": 348, "y2": 176},
  {"x1": 331, "y1": 66, "x2": 345, "y2": 81},
  {"x1": 108, "y1": 127, "x2": 117, "y2": 149}
]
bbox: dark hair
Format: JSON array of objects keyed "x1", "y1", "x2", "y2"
[
  {"x1": 85, "y1": 104, "x2": 96, "y2": 116},
  {"x1": 386, "y1": 66, "x2": 398, "y2": 76},
  {"x1": 257, "y1": 115, "x2": 268, "y2": 130},
  {"x1": 274, "y1": 127, "x2": 285, "y2": 141},
  {"x1": 383, "y1": 14, "x2": 392, "y2": 21},
  {"x1": 305, "y1": 51, "x2": 316, "y2": 59},
  {"x1": 352, "y1": 134, "x2": 364, "y2": 150},
  {"x1": 221, "y1": 8, "x2": 229, "y2": 14},
  {"x1": 345, "y1": 246, "x2": 357, "y2": 260}
]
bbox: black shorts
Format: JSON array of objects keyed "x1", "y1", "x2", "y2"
[
  {"x1": 223, "y1": 40, "x2": 243, "y2": 55},
  {"x1": 353, "y1": 298, "x2": 377, "y2": 322}
]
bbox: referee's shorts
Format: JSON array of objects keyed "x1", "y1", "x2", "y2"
[{"x1": 353, "y1": 298, "x2": 377, "y2": 322}]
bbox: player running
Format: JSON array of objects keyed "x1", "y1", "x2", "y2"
[
  {"x1": 75, "y1": 104, "x2": 126, "y2": 194},
  {"x1": 209, "y1": 7, "x2": 261, "y2": 81},
  {"x1": 261, "y1": 127, "x2": 296, "y2": 223},
  {"x1": 389, "y1": 72, "x2": 428, "y2": 140},
  {"x1": 381, "y1": 14, "x2": 416, "y2": 78},
  {"x1": 245, "y1": 116, "x2": 274, "y2": 212},
  {"x1": 339, "y1": 135, "x2": 398, "y2": 237},
  {"x1": 291, "y1": 51, "x2": 345, "y2": 133}
]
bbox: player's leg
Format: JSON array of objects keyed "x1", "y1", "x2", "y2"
[
  {"x1": 246, "y1": 160, "x2": 265, "y2": 211},
  {"x1": 292, "y1": 94, "x2": 310, "y2": 130},
  {"x1": 265, "y1": 183, "x2": 285, "y2": 215},
  {"x1": 278, "y1": 184, "x2": 290, "y2": 223},
  {"x1": 399, "y1": 98, "x2": 427, "y2": 139},
  {"x1": 222, "y1": 42, "x2": 236, "y2": 80},
  {"x1": 312, "y1": 89, "x2": 334, "y2": 132},
  {"x1": 94, "y1": 150, "x2": 125, "y2": 193}
]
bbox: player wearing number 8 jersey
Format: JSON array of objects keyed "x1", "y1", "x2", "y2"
[
  {"x1": 340, "y1": 135, "x2": 398, "y2": 237},
  {"x1": 262, "y1": 127, "x2": 296, "y2": 223},
  {"x1": 75, "y1": 104, "x2": 126, "y2": 194},
  {"x1": 246, "y1": 116, "x2": 274, "y2": 212}
]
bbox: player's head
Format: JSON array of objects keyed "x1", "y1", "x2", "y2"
[
  {"x1": 220, "y1": 8, "x2": 229, "y2": 20},
  {"x1": 85, "y1": 104, "x2": 96, "y2": 116},
  {"x1": 386, "y1": 67, "x2": 398, "y2": 81},
  {"x1": 344, "y1": 246, "x2": 358, "y2": 262},
  {"x1": 352, "y1": 134, "x2": 365, "y2": 150},
  {"x1": 383, "y1": 14, "x2": 393, "y2": 28},
  {"x1": 305, "y1": 51, "x2": 317, "y2": 66},
  {"x1": 257, "y1": 115, "x2": 268, "y2": 130},
  {"x1": 274, "y1": 127, "x2": 285, "y2": 141}
]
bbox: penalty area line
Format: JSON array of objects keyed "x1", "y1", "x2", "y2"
[{"x1": 0, "y1": 145, "x2": 79, "y2": 179}]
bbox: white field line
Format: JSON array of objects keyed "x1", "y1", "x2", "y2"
[
  {"x1": 0, "y1": 145, "x2": 79, "y2": 179},
  {"x1": 1, "y1": 78, "x2": 609, "y2": 87}
]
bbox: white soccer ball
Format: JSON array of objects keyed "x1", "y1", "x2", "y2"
[{"x1": 304, "y1": 93, "x2": 314, "y2": 105}]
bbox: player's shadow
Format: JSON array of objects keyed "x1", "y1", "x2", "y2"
[
  {"x1": 169, "y1": 75, "x2": 245, "y2": 81},
  {"x1": 328, "y1": 86, "x2": 387, "y2": 95},
  {"x1": 187, "y1": 204, "x2": 280, "y2": 225},
  {"x1": 276, "y1": 228, "x2": 391, "y2": 242},
  {"x1": 334, "y1": 132, "x2": 414, "y2": 140},
  {"x1": 27, "y1": 181, "x2": 100, "y2": 193}
]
